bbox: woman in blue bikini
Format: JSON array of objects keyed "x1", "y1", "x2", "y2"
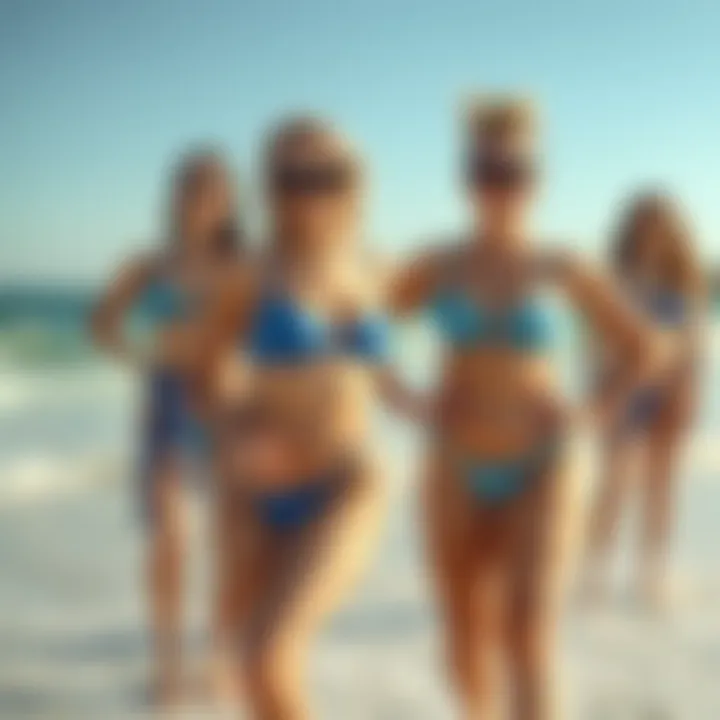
[
  {"x1": 584, "y1": 191, "x2": 704, "y2": 608},
  {"x1": 388, "y1": 98, "x2": 664, "y2": 719},
  {"x1": 203, "y1": 117, "x2": 392, "y2": 718},
  {"x1": 91, "y1": 149, "x2": 242, "y2": 706}
]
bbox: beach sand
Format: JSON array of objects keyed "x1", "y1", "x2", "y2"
[
  {"x1": 1, "y1": 347, "x2": 720, "y2": 719},
  {"x1": 1, "y1": 458, "x2": 719, "y2": 719}
]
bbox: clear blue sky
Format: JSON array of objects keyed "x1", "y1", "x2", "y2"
[{"x1": 2, "y1": 0, "x2": 719, "y2": 281}]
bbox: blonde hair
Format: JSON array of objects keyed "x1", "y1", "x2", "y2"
[
  {"x1": 611, "y1": 190, "x2": 704, "y2": 300},
  {"x1": 263, "y1": 115, "x2": 360, "y2": 179},
  {"x1": 167, "y1": 148, "x2": 243, "y2": 258},
  {"x1": 464, "y1": 94, "x2": 537, "y2": 147}
]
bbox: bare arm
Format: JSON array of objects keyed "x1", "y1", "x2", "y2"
[
  {"x1": 194, "y1": 263, "x2": 256, "y2": 413},
  {"x1": 669, "y1": 292, "x2": 707, "y2": 426},
  {"x1": 680, "y1": 293, "x2": 707, "y2": 375},
  {"x1": 89, "y1": 253, "x2": 157, "y2": 368},
  {"x1": 386, "y1": 248, "x2": 444, "y2": 318},
  {"x1": 375, "y1": 249, "x2": 443, "y2": 423},
  {"x1": 551, "y1": 251, "x2": 668, "y2": 425}
]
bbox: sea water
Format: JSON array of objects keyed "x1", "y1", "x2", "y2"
[{"x1": 0, "y1": 287, "x2": 719, "y2": 718}]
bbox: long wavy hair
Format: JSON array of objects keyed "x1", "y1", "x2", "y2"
[
  {"x1": 167, "y1": 148, "x2": 244, "y2": 260},
  {"x1": 610, "y1": 190, "x2": 703, "y2": 301}
]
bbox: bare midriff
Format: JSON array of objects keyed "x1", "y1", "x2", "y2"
[
  {"x1": 435, "y1": 349, "x2": 564, "y2": 459},
  {"x1": 233, "y1": 360, "x2": 375, "y2": 490}
]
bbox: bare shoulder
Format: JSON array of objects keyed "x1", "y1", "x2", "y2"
[
  {"x1": 359, "y1": 246, "x2": 440, "y2": 286},
  {"x1": 384, "y1": 235, "x2": 461, "y2": 314},
  {"x1": 126, "y1": 248, "x2": 162, "y2": 277},
  {"x1": 395, "y1": 236, "x2": 462, "y2": 278},
  {"x1": 529, "y1": 245, "x2": 582, "y2": 281}
]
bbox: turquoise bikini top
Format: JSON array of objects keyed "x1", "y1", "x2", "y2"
[
  {"x1": 136, "y1": 276, "x2": 196, "y2": 327},
  {"x1": 429, "y1": 288, "x2": 553, "y2": 352},
  {"x1": 247, "y1": 289, "x2": 390, "y2": 366}
]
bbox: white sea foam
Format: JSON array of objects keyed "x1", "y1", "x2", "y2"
[
  {"x1": 0, "y1": 451, "x2": 128, "y2": 506},
  {"x1": 2, "y1": 480, "x2": 718, "y2": 719},
  {"x1": 0, "y1": 327, "x2": 719, "y2": 717},
  {"x1": 0, "y1": 365, "x2": 135, "y2": 417}
]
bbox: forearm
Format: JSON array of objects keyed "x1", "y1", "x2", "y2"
[
  {"x1": 90, "y1": 312, "x2": 154, "y2": 369},
  {"x1": 588, "y1": 329, "x2": 667, "y2": 426},
  {"x1": 559, "y1": 254, "x2": 672, "y2": 425}
]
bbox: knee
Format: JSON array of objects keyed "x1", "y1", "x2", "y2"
[
  {"x1": 443, "y1": 602, "x2": 493, "y2": 685},
  {"x1": 147, "y1": 503, "x2": 187, "y2": 583},
  {"x1": 445, "y1": 632, "x2": 473, "y2": 683},
  {"x1": 243, "y1": 636, "x2": 301, "y2": 709},
  {"x1": 150, "y1": 474, "x2": 187, "y2": 546},
  {"x1": 507, "y1": 614, "x2": 551, "y2": 679}
]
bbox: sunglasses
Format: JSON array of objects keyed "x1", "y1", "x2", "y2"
[
  {"x1": 466, "y1": 156, "x2": 535, "y2": 191},
  {"x1": 272, "y1": 163, "x2": 355, "y2": 196}
]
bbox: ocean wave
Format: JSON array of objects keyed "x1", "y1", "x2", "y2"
[
  {"x1": 0, "y1": 365, "x2": 135, "y2": 416},
  {"x1": 1, "y1": 426, "x2": 717, "y2": 511},
  {"x1": 0, "y1": 326, "x2": 96, "y2": 367},
  {"x1": 0, "y1": 450, "x2": 129, "y2": 507}
]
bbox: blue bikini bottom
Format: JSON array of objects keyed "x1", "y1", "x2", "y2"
[
  {"x1": 251, "y1": 470, "x2": 348, "y2": 532},
  {"x1": 456, "y1": 442, "x2": 559, "y2": 504},
  {"x1": 143, "y1": 371, "x2": 209, "y2": 461},
  {"x1": 139, "y1": 371, "x2": 210, "y2": 527}
]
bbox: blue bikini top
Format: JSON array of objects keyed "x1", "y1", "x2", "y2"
[
  {"x1": 247, "y1": 290, "x2": 390, "y2": 366},
  {"x1": 429, "y1": 288, "x2": 553, "y2": 353}
]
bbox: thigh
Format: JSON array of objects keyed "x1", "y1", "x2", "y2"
[
  {"x1": 652, "y1": 374, "x2": 697, "y2": 438},
  {"x1": 600, "y1": 434, "x2": 641, "y2": 486},
  {"x1": 245, "y1": 461, "x2": 388, "y2": 651},
  {"x1": 508, "y1": 448, "x2": 578, "y2": 624},
  {"x1": 644, "y1": 385, "x2": 693, "y2": 473},
  {"x1": 142, "y1": 452, "x2": 191, "y2": 536},
  {"x1": 423, "y1": 453, "x2": 504, "y2": 634},
  {"x1": 423, "y1": 451, "x2": 479, "y2": 583},
  {"x1": 640, "y1": 417, "x2": 686, "y2": 505},
  {"x1": 214, "y1": 488, "x2": 277, "y2": 634},
  {"x1": 140, "y1": 373, "x2": 193, "y2": 528}
]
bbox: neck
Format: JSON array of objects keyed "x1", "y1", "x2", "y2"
[
  {"x1": 273, "y1": 234, "x2": 348, "y2": 277},
  {"x1": 471, "y1": 220, "x2": 526, "y2": 252}
]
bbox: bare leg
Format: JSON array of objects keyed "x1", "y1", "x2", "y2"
[
  {"x1": 424, "y1": 455, "x2": 501, "y2": 720},
  {"x1": 241, "y1": 464, "x2": 386, "y2": 720},
  {"x1": 582, "y1": 437, "x2": 639, "y2": 598},
  {"x1": 507, "y1": 452, "x2": 574, "y2": 720},
  {"x1": 146, "y1": 455, "x2": 189, "y2": 706},
  {"x1": 207, "y1": 489, "x2": 247, "y2": 705},
  {"x1": 207, "y1": 420, "x2": 277, "y2": 705},
  {"x1": 638, "y1": 424, "x2": 684, "y2": 607},
  {"x1": 206, "y1": 476, "x2": 279, "y2": 707}
]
